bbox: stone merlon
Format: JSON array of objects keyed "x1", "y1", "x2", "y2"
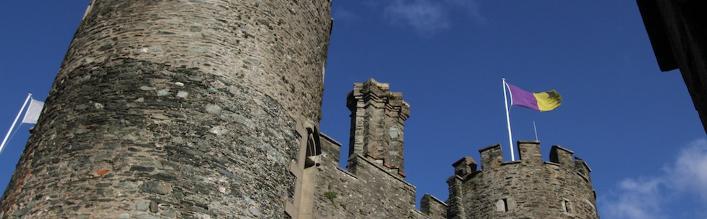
[
  {"x1": 452, "y1": 156, "x2": 478, "y2": 177},
  {"x1": 475, "y1": 141, "x2": 592, "y2": 176}
]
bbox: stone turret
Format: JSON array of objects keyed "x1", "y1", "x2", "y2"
[
  {"x1": 0, "y1": 1, "x2": 331, "y2": 218},
  {"x1": 347, "y1": 79, "x2": 410, "y2": 176},
  {"x1": 310, "y1": 79, "x2": 427, "y2": 218},
  {"x1": 447, "y1": 141, "x2": 598, "y2": 218}
]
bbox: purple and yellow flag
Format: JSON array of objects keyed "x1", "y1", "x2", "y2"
[{"x1": 506, "y1": 83, "x2": 562, "y2": 112}]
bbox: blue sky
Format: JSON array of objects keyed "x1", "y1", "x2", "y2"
[{"x1": 0, "y1": 1, "x2": 705, "y2": 218}]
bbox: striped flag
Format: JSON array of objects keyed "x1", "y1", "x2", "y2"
[
  {"x1": 506, "y1": 83, "x2": 562, "y2": 112},
  {"x1": 501, "y1": 79, "x2": 562, "y2": 161}
]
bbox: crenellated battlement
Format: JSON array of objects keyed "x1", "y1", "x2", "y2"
[
  {"x1": 454, "y1": 141, "x2": 592, "y2": 182},
  {"x1": 448, "y1": 141, "x2": 598, "y2": 218}
]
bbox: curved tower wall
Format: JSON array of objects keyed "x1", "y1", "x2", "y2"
[
  {"x1": 1, "y1": 0, "x2": 331, "y2": 218},
  {"x1": 448, "y1": 141, "x2": 598, "y2": 219}
]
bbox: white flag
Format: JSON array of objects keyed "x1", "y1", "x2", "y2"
[{"x1": 21, "y1": 98, "x2": 44, "y2": 124}]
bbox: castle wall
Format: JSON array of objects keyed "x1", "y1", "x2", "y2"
[
  {"x1": 451, "y1": 142, "x2": 598, "y2": 219},
  {"x1": 421, "y1": 194, "x2": 448, "y2": 219},
  {"x1": 0, "y1": 1, "x2": 331, "y2": 218},
  {"x1": 313, "y1": 134, "x2": 426, "y2": 219}
]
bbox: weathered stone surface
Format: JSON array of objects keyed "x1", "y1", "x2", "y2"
[
  {"x1": 0, "y1": 0, "x2": 601, "y2": 217},
  {"x1": 421, "y1": 194, "x2": 448, "y2": 219},
  {"x1": 311, "y1": 81, "x2": 428, "y2": 218},
  {"x1": 448, "y1": 141, "x2": 599, "y2": 219},
  {"x1": 347, "y1": 79, "x2": 410, "y2": 177},
  {"x1": 0, "y1": 0, "x2": 331, "y2": 218},
  {"x1": 313, "y1": 135, "x2": 426, "y2": 219}
]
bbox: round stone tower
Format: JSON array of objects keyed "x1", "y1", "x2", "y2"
[
  {"x1": 447, "y1": 141, "x2": 598, "y2": 219},
  {"x1": 0, "y1": 0, "x2": 331, "y2": 218}
]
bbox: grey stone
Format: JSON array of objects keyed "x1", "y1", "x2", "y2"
[
  {"x1": 135, "y1": 200, "x2": 150, "y2": 211},
  {"x1": 156, "y1": 89, "x2": 170, "y2": 96},
  {"x1": 149, "y1": 201, "x2": 158, "y2": 213},
  {"x1": 176, "y1": 91, "x2": 189, "y2": 98},
  {"x1": 205, "y1": 104, "x2": 221, "y2": 114},
  {"x1": 134, "y1": 212, "x2": 159, "y2": 219},
  {"x1": 141, "y1": 181, "x2": 172, "y2": 195}
]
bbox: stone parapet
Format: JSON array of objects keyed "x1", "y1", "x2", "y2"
[{"x1": 449, "y1": 141, "x2": 599, "y2": 219}]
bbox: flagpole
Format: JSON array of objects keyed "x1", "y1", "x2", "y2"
[
  {"x1": 502, "y1": 78, "x2": 515, "y2": 161},
  {"x1": 0, "y1": 93, "x2": 32, "y2": 154},
  {"x1": 533, "y1": 121, "x2": 538, "y2": 141}
]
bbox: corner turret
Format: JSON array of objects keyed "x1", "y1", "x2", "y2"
[{"x1": 447, "y1": 141, "x2": 599, "y2": 218}]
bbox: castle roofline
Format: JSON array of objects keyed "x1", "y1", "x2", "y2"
[
  {"x1": 517, "y1": 139, "x2": 540, "y2": 144},
  {"x1": 458, "y1": 142, "x2": 592, "y2": 182},
  {"x1": 319, "y1": 132, "x2": 342, "y2": 147},
  {"x1": 452, "y1": 156, "x2": 476, "y2": 167},
  {"x1": 348, "y1": 154, "x2": 416, "y2": 189},
  {"x1": 422, "y1": 194, "x2": 449, "y2": 207},
  {"x1": 575, "y1": 157, "x2": 593, "y2": 172},
  {"x1": 478, "y1": 144, "x2": 501, "y2": 152},
  {"x1": 347, "y1": 78, "x2": 411, "y2": 117},
  {"x1": 551, "y1": 145, "x2": 575, "y2": 154}
]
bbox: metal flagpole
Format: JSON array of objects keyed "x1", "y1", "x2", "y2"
[
  {"x1": 0, "y1": 93, "x2": 32, "y2": 154},
  {"x1": 502, "y1": 78, "x2": 515, "y2": 161},
  {"x1": 533, "y1": 121, "x2": 538, "y2": 141}
]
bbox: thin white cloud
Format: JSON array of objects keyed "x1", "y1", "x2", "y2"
[
  {"x1": 604, "y1": 178, "x2": 666, "y2": 219},
  {"x1": 383, "y1": 0, "x2": 483, "y2": 35},
  {"x1": 385, "y1": 0, "x2": 449, "y2": 34},
  {"x1": 602, "y1": 138, "x2": 707, "y2": 219},
  {"x1": 670, "y1": 139, "x2": 707, "y2": 199}
]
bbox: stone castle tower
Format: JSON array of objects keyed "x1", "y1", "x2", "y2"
[
  {"x1": 447, "y1": 142, "x2": 598, "y2": 218},
  {"x1": 1, "y1": 0, "x2": 331, "y2": 218},
  {"x1": 0, "y1": 1, "x2": 599, "y2": 218}
]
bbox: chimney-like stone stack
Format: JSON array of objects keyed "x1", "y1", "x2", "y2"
[{"x1": 347, "y1": 79, "x2": 410, "y2": 176}]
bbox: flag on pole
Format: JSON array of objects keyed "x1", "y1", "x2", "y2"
[
  {"x1": 21, "y1": 98, "x2": 44, "y2": 124},
  {"x1": 2, "y1": 94, "x2": 33, "y2": 153},
  {"x1": 506, "y1": 83, "x2": 562, "y2": 112}
]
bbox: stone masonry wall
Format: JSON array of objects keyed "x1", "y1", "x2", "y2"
[
  {"x1": 420, "y1": 194, "x2": 448, "y2": 219},
  {"x1": 449, "y1": 141, "x2": 598, "y2": 219},
  {"x1": 313, "y1": 134, "x2": 426, "y2": 219},
  {"x1": 0, "y1": 0, "x2": 331, "y2": 218}
]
